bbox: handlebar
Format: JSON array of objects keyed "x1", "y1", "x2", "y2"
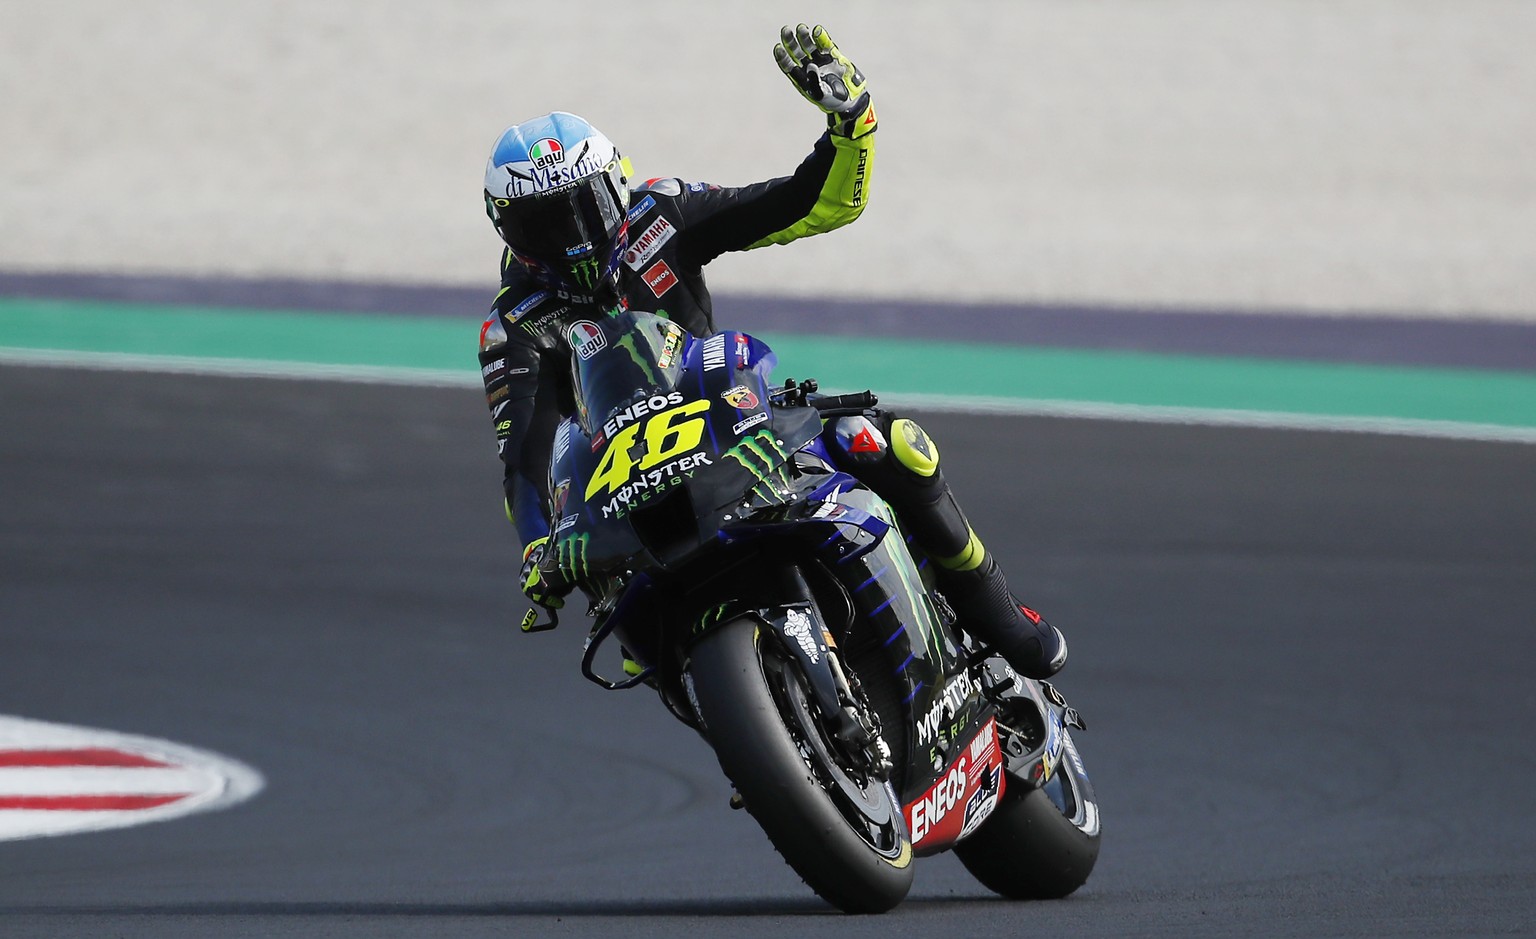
[
  {"x1": 770, "y1": 378, "x2": 878, "y2": 416},
  {"x1": 811, "y1": 391, "x2": 879, "y2": 414}
]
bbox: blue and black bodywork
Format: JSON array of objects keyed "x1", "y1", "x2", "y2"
[{"x1": 536, "y1": 310, "x2": 1079, "y2": 821}]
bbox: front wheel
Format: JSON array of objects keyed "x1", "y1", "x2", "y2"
[
  {"x1": 687, "y1": 617, "x2": 913, "y2": 914},
  {"x1": 953, "y1": 727, "x2": 1100, "y2": 899}
]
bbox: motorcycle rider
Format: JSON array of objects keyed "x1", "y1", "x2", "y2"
[{"x1": 478, "y1": 25, "x2": 1067, "y2": 679}]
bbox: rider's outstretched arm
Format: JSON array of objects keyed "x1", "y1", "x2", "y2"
[{"x1": 672, "y1": 23, "x2": 877, "y2": 265}]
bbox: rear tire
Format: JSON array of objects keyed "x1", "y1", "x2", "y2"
[
  {"x1": 953, "y1": 730, "x2": 1100, "y2": 899},
  {"x1": 688, "y1": 617, "x2": 913, "y2": 914}
]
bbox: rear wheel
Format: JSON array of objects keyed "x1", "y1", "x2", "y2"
[
  {"x1": 688, "y1": 616, "x2": 913, "y2": 913},
  {"x1": 953, "y1": 728, "x2": 1100, "y2": 899}
]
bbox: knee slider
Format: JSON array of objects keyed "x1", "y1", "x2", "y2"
[{"x1": 890, "y1": 418, "x2": 940, "y2": 477}]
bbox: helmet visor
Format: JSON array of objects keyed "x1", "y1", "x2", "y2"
[{"x1": 494, "y1": 173, "x2": 624, "y2": 262}]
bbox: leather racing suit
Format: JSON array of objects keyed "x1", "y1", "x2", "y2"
[{"x1": 479, "y1": 125, "x2": 874, "y2": 549}]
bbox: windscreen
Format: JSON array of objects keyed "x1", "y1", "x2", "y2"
[{"x1": 570, "y1": 310, "x2": 691, "y2": 437}]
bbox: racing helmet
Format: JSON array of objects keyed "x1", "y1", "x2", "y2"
[{"x1": 483, "y1": 112, "x2": 631, "y2": 302}]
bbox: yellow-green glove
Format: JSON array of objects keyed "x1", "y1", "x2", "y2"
[
  {"x1": 774, "y1": 24, "x2": 875, "y2": 139},
  {"x1": 520, "y1": 536, "x2": 565, "y2": 611}
]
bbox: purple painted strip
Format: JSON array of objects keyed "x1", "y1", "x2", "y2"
[
  {"x1": 3, "y1": 270, "x2": 1533, "y2": 371},
  {"x1": 727, "y1": 293, "x2": 1536, "y2": 373}
]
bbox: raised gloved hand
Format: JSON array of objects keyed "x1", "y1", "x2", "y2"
[
  {"x1": 774, "y1": 24, "x2": 875, "y2": 139},
  {"x1": 520, "y1": 536, "x2": 565, "y2": 612}
]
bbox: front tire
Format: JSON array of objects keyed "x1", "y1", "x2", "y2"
[{"x1": 688, "y1": 617, "x2": 913, "y2": 914}]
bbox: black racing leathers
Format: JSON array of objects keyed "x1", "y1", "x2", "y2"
[{"x1": 478, "y1": 127, "x2": 875, "y2": 548}]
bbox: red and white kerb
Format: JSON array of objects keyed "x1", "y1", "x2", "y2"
[{"x1": 0, "y1": 715, "x2": 263, "y2": 842}]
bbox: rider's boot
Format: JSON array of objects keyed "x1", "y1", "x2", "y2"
[
  {"x1": 932, "y1": 548, "x2": 1067, "y2": 680},
  {"x1": 824, "y1": 414, "x2": 1068, "y2": 679}
]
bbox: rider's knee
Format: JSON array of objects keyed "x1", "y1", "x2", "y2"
[
  {"x1": 823, "y1": 412, "x2": 943, "y2": 488},
  {"x1": 888, "y1": 418, "x2": 939, "y2": 478}
]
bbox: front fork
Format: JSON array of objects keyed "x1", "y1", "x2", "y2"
[{"x1": 755, "y1": 567, "x2": 894, "y2": 781}]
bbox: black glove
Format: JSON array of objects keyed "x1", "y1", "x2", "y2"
[
  {"x1": 520, "y1": 536, "x2": 565, "y2": 611},
  {"x1": 774, "y1": 24, "x2": 875, "y2": 139}
]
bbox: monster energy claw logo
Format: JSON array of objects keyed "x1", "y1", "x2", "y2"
[
  {"x1": 722, "y1": 430, "x2": 793, "y2": 505},
  {"x1": 694, "y1": 602, "x2": 731, "y2": 635},
  {"x1": 555, "y1": 532, "x2": 591, "y2": 582},
  {"x1": 615, "y1": 333, "x2": 659, "y2": 387},
  {"x1": 569, "y1": 258, "x2": 600, "y2": 289}
]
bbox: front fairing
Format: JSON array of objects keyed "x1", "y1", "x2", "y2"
[
  {"x1": 667, "y1": 467, "x2": 980, "y2": 790},
  {"x1": 545, "y1": 311, "x2": 822, "y2": 584}
]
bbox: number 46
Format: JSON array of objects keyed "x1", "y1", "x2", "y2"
[{"x1": 585, "y1": 399, "x2": 709, "y2": 500}]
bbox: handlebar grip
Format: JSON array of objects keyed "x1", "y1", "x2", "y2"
[{"x1": 811, "y1": 391, "x2": 879, "y2": 412}]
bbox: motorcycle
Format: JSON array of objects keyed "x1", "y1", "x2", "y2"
[{"x1": 524, "y1": 310, "x2": 1099, "y2": 913}]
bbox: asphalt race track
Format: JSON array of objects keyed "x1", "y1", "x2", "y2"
[{"x1": 2, "y1": 364, "x2": 1533, "y2": 938}]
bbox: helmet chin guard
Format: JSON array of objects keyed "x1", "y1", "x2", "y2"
[{"x1": 508, "y1": 221, "x2": 630, "y2": 305}]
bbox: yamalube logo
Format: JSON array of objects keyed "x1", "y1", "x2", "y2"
[
  {"x1": 529, "y1": 137, "x2": 564, "y2": 169},
  {"x1": 568, "y1": 320, "x2": 607, "y2": 360}
]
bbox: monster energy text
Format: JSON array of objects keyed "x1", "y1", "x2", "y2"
[{"x1": 598, "y1": 452, "x2": 714, "y2": 519}]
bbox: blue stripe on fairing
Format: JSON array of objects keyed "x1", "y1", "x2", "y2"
[{"x1": 856, "y1": 567, "x2": 889, "y2": 591}]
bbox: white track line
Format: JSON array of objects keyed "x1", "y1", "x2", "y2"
[
  {"x1": 877, "y1": 392, "x2": 1536, "y2": 445},
  {"x1": 0, "y1": 347, "x2": 473, "y2": 387}
]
